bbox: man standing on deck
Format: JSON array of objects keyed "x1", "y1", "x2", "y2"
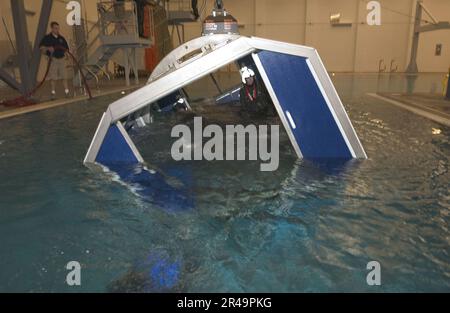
[{"x1": 39, "y1": 22, "x2": 70, "y2": 100}]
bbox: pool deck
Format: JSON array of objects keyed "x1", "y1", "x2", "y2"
[
  {"x1": 368, "y1": 92, "x2": 450, "y2": 127},
  {"x1": 0, "y1": 79, "x2": 145, "y2": 121}
]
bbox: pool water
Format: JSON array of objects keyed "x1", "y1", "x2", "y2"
[{"x1": 0, "y1": 73, "x2": 449, "y2": 292}]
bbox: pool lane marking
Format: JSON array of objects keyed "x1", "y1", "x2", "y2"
[{"x1": 367, "y1": 93, "x2": 450, "y2": 127}]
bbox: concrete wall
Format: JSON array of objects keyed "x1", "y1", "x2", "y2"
[
  {"x1": 180, "y1": 0, "x2": 450, "y2": 73},
  {"x1": 0, "y1": 0, "x2": 449, "y2": 73},
  {"x1": 416, "y1": 0, "x2": 450, "y2": 72}
]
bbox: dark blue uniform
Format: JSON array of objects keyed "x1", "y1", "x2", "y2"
[{"x1": 39, "y1": 33, "x2": 69, "y2": 59}]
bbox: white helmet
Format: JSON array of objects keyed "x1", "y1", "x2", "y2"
[{"x1": 240, "y1": 66, "x2": 255, "y2": 84}]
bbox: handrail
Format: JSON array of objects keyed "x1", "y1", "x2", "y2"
[
  {"x1": 390, "y1": 59, "x2": 398, "y2": 73},
  {"x1": 166, "y1": 0, "x2": 192, "y2": 11},
  {"x1": 378, "y1": 59, "x2": 386, "y2": 73},
  {"x1": 74, "y1": 0, "x2": 141, "y2": 65},
  {"x1": 97, "y1": 1, "x2": 140, "y2": 37}
]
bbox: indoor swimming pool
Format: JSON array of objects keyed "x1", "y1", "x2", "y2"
[{"x1": 0, "y1": 73, "x2": 448, "y2": 292}]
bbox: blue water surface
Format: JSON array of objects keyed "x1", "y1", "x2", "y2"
[{"x1": 0, "y1": 73, "x2": 449, "y2": 292}]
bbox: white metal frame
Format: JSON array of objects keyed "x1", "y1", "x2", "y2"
[{"x1": 84, "y1": 35, "x2": 367, "y2": 164}]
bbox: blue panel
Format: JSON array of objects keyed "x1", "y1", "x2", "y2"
[
  {"x1": 215, "y1": 85, "x2": 241, "y2": 105},
  {"x1": 155, "y1": 90, "x2": 183, "y2": 113},
  {"x1": 96, "y1": 125, "x2": 194, "y2": 211},
  {"x1": 237, "y1": 55, "x2": 258, "y2": 73},
  {"x1": 107, "y1": 163, "x2": 194, "y2": 212},
  {"x1": 257, "y1": 51, "x2": 352, "y2": 159},
  {"x1": 96, "y1": 124, "x2": 139, "y2": 165}
]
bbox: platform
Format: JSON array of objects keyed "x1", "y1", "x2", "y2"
[{"x1": 0, "y1": 79, "x2": 144, "y2": 120}]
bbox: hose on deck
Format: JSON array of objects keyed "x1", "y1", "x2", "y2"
[{"x1": 1, "y1": 46, "x2": 92, "y2": 107}]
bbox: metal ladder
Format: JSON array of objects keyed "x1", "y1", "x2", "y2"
[{"x1": 73, "y1": 1, "x2": 152, "y2": 86}]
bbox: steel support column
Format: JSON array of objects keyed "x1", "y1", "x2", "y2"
[
  {"x1": 10, "y1": 0, "x2": 33, "y2": 94},
  {"x1": 30, "y1": 0, "x2": 53, "y2": 83},
  {"x1": 406, "y1": 1, "x2": 450, "y2": 73},
  {"x1": 406, "y1": 1, "x2": 422, "y2": 73},
  {"x1": 446, "y1": 70, "x2": 450, "y2": 100}
]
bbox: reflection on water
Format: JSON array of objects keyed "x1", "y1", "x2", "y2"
[{"x1": 0, "y1": 74, "x2": 448, "y2": 292}]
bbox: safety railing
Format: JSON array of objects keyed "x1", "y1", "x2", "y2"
[
  {"x1": 97, "y1": 1, "x2": 140, "y2": 38},
  {"x1": 72, "y1": 1, "x2": 142, "y2": 67},
  {"x1": 166, "y1": 0, "x2": 193, "y2": 12}
]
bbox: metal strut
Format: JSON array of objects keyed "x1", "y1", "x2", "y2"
[{"x1": 406, "y1": 0, "x2": 450, "y2": 73}]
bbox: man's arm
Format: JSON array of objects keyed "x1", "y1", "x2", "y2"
[
  {"x1": 39, "y1": 36, "x2": 54, "y2": 54},
  {"x1": 60, "y1": 37, "x2": 69, "y2": 59},
  {"x1": 62, "y1": 37, "x2": 69, "y2": 51},
  {"x1": 40, "y1": 46, "x2": 54, "y2": 54}
]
